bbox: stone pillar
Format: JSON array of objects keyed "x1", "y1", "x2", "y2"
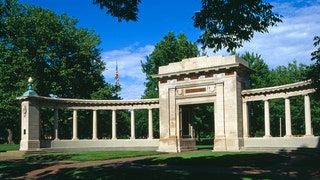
[
  {"x1": 112, "y1": 110, "x2": 117, "y2": 139},
  {"x1": 264, "y1": 100, "x2": 271, "y2": 137},
  {"x1": 20, "y1": 99, "x2": 40, "y2": 151},
  {"x1": 242, "y1": 101, "x2": 249, "y2": 138},
  {"x1": 148, "y1": 108, "x2": 153, "y2": 139},
  {"x1": 54, "y1": 109, "x2": 59, "y2": 140},
  {"x1": 130, "y1": 109, "x2": 135, "y2": 139},
  {"x1": 284, "y1": 98, "x2": 292, "y2": 137},
  {"x1": 214, "y1": 83, "x2": 226, "y2": 151},
  {"x1": 92, "y1": 110, "x2": 98, "y2": 140},
  {"x1": 72, "y1": 110, "x2": 78, "y2": 140},
  {"x1": 304, "y1": 94, "x2": 313, "y2": 136}
]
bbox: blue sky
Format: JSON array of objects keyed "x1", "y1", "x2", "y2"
[{"x1": 19, "y1": 0, "x2": 320, "y2": 100}]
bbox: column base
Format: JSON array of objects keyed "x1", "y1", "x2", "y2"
[
  {"x1": 20, "y1": 140, "x2": 40, "y2": 151},
  {"x1": 158, "y1": 136, "x2": 179, "y2": 152},
  {"x1": 214, "y1": 136, "x2": 226, "y2": 151},
  {"x1": 304, "y1": 134, "x2": 314, "y2": 137}
]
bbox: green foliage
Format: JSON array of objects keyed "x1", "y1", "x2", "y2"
[
  {"x1": 141, "y1": 32, "x2": 199, "y2": 99},
  {"x1": 92, "y1": 0, "x2": 141, "y2": 22},
  {"x1": 0, "y1": 0, "x2": 106, "y2": 142},
  {"x1": 193, "y1": 0, "x2": 282, "y2": 52},
  {"x1": 183, "y1": 104, "x2": 214, "y2": 141},
  {"x1": 308, "y1": 36, "x2": 320, "y2": 98},
  {"x1": 241, "y1": 52, "x2": 270, "y2": 89}
]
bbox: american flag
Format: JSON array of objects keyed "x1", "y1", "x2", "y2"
[{"x1": 115, "y1": 61, "x2": 119, "y2": 86}]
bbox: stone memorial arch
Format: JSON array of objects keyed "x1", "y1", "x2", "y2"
[
  {"x1": 153, "y1": 55, "x2": 252, "y2": 152},
  {"x1": 18, "y1": 55, "x2": 320, "y2": 152}
]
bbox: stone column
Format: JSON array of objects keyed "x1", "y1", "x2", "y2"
[
  {"x1": 92, "y1": 110, "x2": 98, "y2": 140},
  {"x1": 264, "y1": 100, "x2": 271, "y2": 137},
  {"x1": 112, "y1": 110, "x2": 117, "y2": 139},
  {"x1": 72, "y1": 110, "x2": 78, "y2": 140},
  {"x1": 54, "y1": 109, "x2": 59, "y2": 140},
  {"x1": 304, "y1": 94, "x2": 313, "y2": 136},
  {"x1": 148, "y1": 108, "x2": 153, "y2": 139},
  {"x1": 242, "y1": 100, "x2": 249, "y2": 138},
  {"x1": 130, "y1": 109, "x2": 135, "y2": 139},
  {"x1": 284, "y1": 98, "x2": 292, "y2": 137}
]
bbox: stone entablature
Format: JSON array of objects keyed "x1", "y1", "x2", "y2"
[
  {"x1": 242, "y1": 80, "x2": 315, "y2": 101},
  {"x1": 154, "y1": 55, "x2": 252, "y2": 78},
  {"x1": 18, "y1": 95, "x2": 159, "y2": 110}
]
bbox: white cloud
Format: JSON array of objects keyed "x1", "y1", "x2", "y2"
[
  {"x1": 101, "y1": 44, "x2": 154, "y2": 100},
  {"x1": 206, "y1": 1, "x2": 320, "y2": 69}
]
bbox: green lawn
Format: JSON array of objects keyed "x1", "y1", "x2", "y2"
[
  {"x1": 1, "y1": 146, "x2": 319, "y2": 179},
  {"x1": 0, "y1": 144, "x2": 19, "y2": 151},
  {"x1": 24, "y1": 150, "x2": 165, "y2": 161}
]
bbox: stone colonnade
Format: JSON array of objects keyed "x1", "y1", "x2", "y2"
[
  {"x1": 53, "y1": 108, "x2": 155, "y2": 141},
  {"x1": 242, "y1": 80, "x2": 315, "y2": 138},
  {"x1": 18, "y1": 96, "x2": 159, "y2": 151}
]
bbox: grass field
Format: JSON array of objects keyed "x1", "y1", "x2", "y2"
[
  {"x1": 1, "y1": 144, "x2": 319, "y2": 179},
  {"x1": 0, "y1": 144, "x2": 19, "y2": 151}
]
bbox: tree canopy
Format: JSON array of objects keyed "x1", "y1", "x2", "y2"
[
  {"x1": 193, "y1": 0, "x2": 282, "y2": 52},
  {"x1": 92, "y1": 0, "x2": 141, "y2": 22},
  {"x1": 0, "y1": 0, "x2": 111, "y2": 142}
]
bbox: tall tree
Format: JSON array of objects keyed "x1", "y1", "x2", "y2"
[
  {"x1": 308, "y1": 36, "x2": 320, "y2": 98},
  {"x1": 241, "y1": 52, "x2": 270, "y2": 89},
  {"x1": 193, "y1": 0, "x2": 282, "y2": 52},
  {"x1": 141, "y1": 32, "x2": 199, "y2": 99},
  {"x1": 0, "y1": 0, "x2": 106, "y2": 142}
]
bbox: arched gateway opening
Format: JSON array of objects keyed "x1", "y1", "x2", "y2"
[
  {"x1": 180, "y1": 103, "x2": 214, "y2": 148},
  {"x1": 153, "y1": 55, "x2": 252, "y2": 152}
]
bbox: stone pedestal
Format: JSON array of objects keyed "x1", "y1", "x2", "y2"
[{"x1": 20, "y1": 99, "x2": 40, "y2": 151}]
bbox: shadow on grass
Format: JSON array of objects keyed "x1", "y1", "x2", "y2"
[
  {"x1": 0, "y1": 159, "x2": 60, "y2": 178},
  {"x1": 1, "y1": 152, "x2": 320, "y2": 179},
  {"x1": 135, "y1": 153, "x2": 289, "y2": 167}
]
